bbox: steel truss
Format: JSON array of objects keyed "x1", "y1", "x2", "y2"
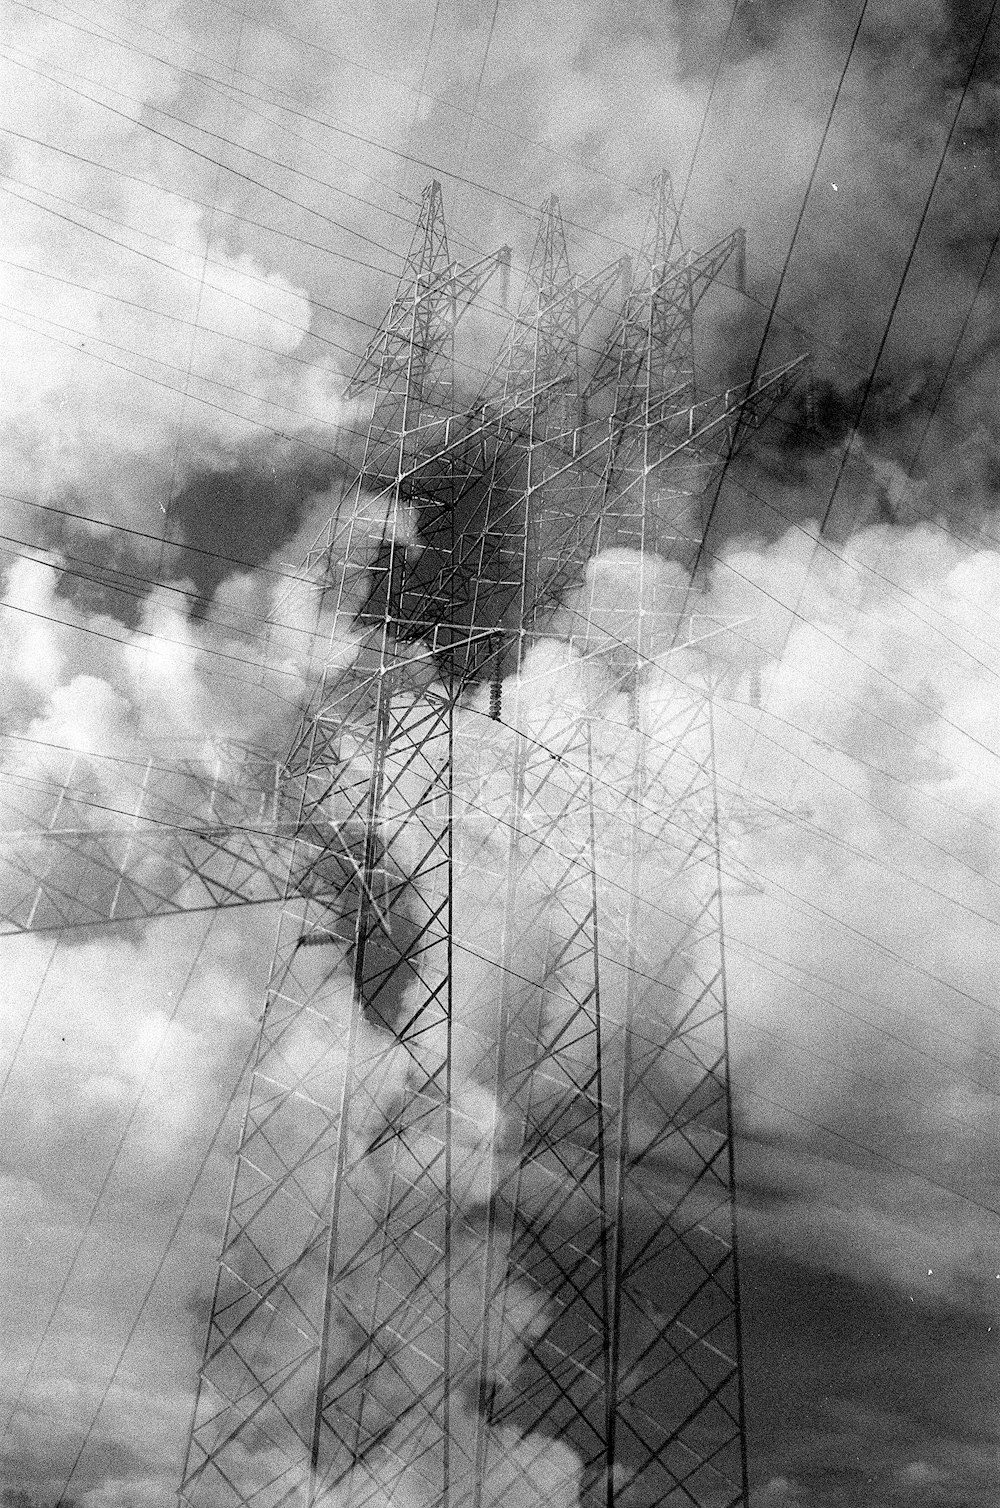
[
  {"x1": 175, "y1": 174, "x2": 806, "y2": 1508},
  {"x1": 0, "y1": 174, "x2": 809, "y2": 1507}
]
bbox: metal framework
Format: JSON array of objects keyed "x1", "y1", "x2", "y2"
[
  {"x1": 0, "y1": 175, "x2": 810, "y2": 1508},
  {"x1": 0, "y1": 739, "x2": 291, "y2": 935}
]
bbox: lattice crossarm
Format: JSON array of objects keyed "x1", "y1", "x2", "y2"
[
  {"x1": 578, "y1": 256, "x2": 633, "y2": 336},
  {"x1": 0, "y1": 741, "x2": 305, "y2": 935},
  {"x1": 0, "y1": 820, "x2": 295, "y2": 936},
  {"x1": 640, "y1": 354, "x2": 810, "y2": 473},
  {"x1": 672, "y1": 228, "x2": 746, "y2": 313},
  {"x1": 670, "y1": 354, "x2": 810, "y2": 478},
  {"x1": 585, "y1": 231, "x2": 745, "y2": 422},
  {"x1": 395, "y1": 375, "x2": 566, "y2": 483},
  {"x1": 346, "y1": 246, "x2": 511, "y2": 400},
  {"x1": 720, "y1": 354, "x2": 812, "y2": 460},
  {"x1": 483, "y1": 256, "x2": 630, "y2": 408},
  {"x1": 447, "y1": 243, "x2": 513, "y2": 319}
]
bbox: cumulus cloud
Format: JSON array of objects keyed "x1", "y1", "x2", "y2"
[
  {"x1": 0, "y1": 2, "x2": 355, "y2": 532},
  {"x1": 701, "y1": 520, "x2": 1000, "y2": 1285}
]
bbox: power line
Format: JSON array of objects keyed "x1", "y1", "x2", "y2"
[
  {"x1": 731, "y1": 476, "x2": 1000, "y2": 687},
  {"x1": 8, "y1": 662, "x2": 1000, "y2": 1066},
  {"x1": 53, "y1": 1032, "x2": 262, "y2": 1497},
  {"x1": 0, "y1": 939, "x2": 58, "y2": 1104},
  {"x1": 690, "y1": 0, "x2": 873, "y2": 578},
  {"x1": 412, "y1": 689, "x2": 1000, "y2": 1074},
  {"x1": 4, "y1": 30, "x2": 947, "y2": 424},
  {"x1": 114, "y1": 0, "x2": 647, "y2": 202},
  {"x1": 0, "y1": 532, "x2": 323, "y2": 645},
  {"x1": 742, "y1": 1083, "x2": 1000, "y2": 1223},
  {"x1": 0, "y1": 179, "x2": 361, "y2": 362},
  {"x1": 0, "y1": 172, "x2": 515, "y2": 393},
  {"x1": 522, "y1": 616, "x2": 1000, "y2": 1048},
  {"x1": 677, "y1": 0, "x2": 742, "y2": 214},
  {"x1": 557, "y1": 595, "x2": 1000, "y2": 913},
  {"x1": 0, "y1": 123, "x2": 399, "y2": 279},
  {"x1": 0, "y1": 295, "x2": 345, "y2": 437},
  {"x1": 0, "y1": 728, "x2": 274, "y2": 777},
  {"x1": 3, "y1": 0, "x2": 995, "y2": 1453},
  {"x1": 48, "y1": 910, "x2": 1000, "y2": 1488},
  {"x1": 0, "y1": 302, "x2": 356, "y2": 479},
  {"x1": 0, "y1": 591, "x2": 307, "y2": 700},
  {"x1": 0, "y1": 236, "x2": 362, "y2": 375},
  {"x1": 0, "y1": 32, "x2": 408, "y2": 260},
  {"x1": 0, "y1": 32, "x2": 630, "y2": 265},
  {"x1": 727, "y1": 931, "x2": 1000, "y2": 1105},
  {"x1": 23, "y1": 897, "x2": 998, "y2": 1494},
  {"x1": 907, "y1": 224, "x2": 1000, "y2": 474},
  {"x1": 33, "y1": 0, "x2": 427, "y2": 199},
  {"x1": 0, "y1": 911, "x2": 238, "y2": 1445},
  {"x1": 0, "y1": 42, "x2": 403, "y2": 258},
  {"x1": 8, "y1": 0, "x2": 418, "y2": 219},
  {"x1": 1, "y1": 762, "x2": 293, "y2": 843},
  {"x1": 0, "y1": 121, "x2": 951, "y2": 414},
  {"x1": 7, "y1": 659, "x2": 1000, "y2": 1096},
  {"x1": 11, "y1": 688, "x2": 1000, "y2": 1481},
  {"x1": 7, "y1": 372, "x2": 1000, "y2": 894},
  {"x1": 12, "y1": 0, "x2": 893, "y2": 386},
  {"x1": 10, "y1": 0, "x2": 985, "y2": 417},
  {"x1": 818, "y1": 3, "x2": 1000, "y2": 534},
  {"x1": 0, "y1": 489, "x2": 316, "y2": 585}
]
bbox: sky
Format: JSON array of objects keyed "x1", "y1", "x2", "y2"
[{"x1": 3, "y1": 0, "x2": 1000, "y2": 1505}]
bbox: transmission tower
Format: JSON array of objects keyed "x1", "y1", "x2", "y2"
[{"x1": 0, "y1": 175, "x2": 810, "y2": 1508}]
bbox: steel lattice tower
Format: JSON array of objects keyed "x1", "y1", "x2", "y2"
[
  {"x1": 0, "y1": 171, "x2": 808, "y2": 1508},
  {"x1": 172, "y1": 176, "x2": 807, "y2": 1508},
  {"x1": 0, "y1": 176, "x2": 809, "y2": 1508}
]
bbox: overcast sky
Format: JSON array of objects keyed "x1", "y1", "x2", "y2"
[{"x1": 3, "y1": 1, "x2": 1000, "y2": 1505}]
